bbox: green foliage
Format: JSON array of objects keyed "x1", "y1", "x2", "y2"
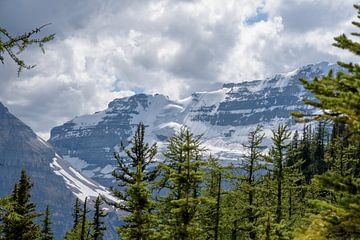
[
  {"x1": 292, "y1": 5, "x2": 360, "y2": 134},
  {"x1": 64, "y1": 197, "x2": 92, "y2": 240},
  {"x1": 40, "y1": 206, "x2": 54, "y2": 240},
  {"x1": 72, "y1": 198, "x2": 81, "y2": 229},
  {"x1": 155, "y1": 127, "x2": 207, "y2": 240},
  {"x1": 110, "y1": 122, "x2": 158, "y2": 240},
  {"x1": 0, "y1": 24, "x2": 55, "y2": 75},
  {"x1": 92, "y1": 196, "x2": 107, "y2": 240},
  {"x1": 2, "y1": 170, "x2": 41, "y2": 240},
  {"x1": 235, "y1": 125, "x2": 266, "y2": 239},
  {"x1": 0, "y1": 196, "x2": 20, "y2": 238},
  {"x1": 198, "y1": 156, "x2": 224, "y2": 240},
  {"x1": 294, "y1": 4, "x2": 360, "y2": 239}
]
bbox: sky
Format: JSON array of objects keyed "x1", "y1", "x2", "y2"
[{"x1": 0, "y1": 0, "x2": 358, "y2": 139}]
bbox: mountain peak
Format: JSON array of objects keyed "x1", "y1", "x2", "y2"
[{"x1": 0, "y1": 102, "x2": 9, "y2": 114}]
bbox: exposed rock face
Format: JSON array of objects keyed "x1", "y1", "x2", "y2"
[
  {"x1": 0, "y1": 102, "x2": 74, "y2": 239},
  {"x1": 0, "y1": 103, "x2": 118, "y2": 239},
  {"x1": 48, "y1": 62, "x2": 343, "y2": 187}
]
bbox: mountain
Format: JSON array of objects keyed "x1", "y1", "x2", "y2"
[
  {"x1": 0, "y1": 102, "x2": 117, "y2": 239},
  {"x1": 49, "y1": 62, "x2": 343, "y2": 187}
]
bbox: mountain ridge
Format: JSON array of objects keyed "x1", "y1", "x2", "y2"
[
  {"x1": 0, "y1": 101, "x2": 117, "y2": 239},
  {"x1": 48, "y1": 61, "x2": 342, "y2": 188}
]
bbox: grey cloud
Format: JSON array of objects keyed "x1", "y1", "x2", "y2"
[
  {"x1": 266, "y1": 0, "x2": 356, "y2": 32},
  {"x1": 0, "y1": 0, "x2": 357, "y2": 138}
]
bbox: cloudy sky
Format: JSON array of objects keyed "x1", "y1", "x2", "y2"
[{"x1": 0, "y1": 0, "x2": 357, "y2": 139}]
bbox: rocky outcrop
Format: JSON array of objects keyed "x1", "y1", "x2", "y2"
[{"x1": 48, "y1": 62, "x2": 343, "y2": 187}]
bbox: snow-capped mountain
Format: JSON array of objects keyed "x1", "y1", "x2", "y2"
[
  {"x1": 0, "y1": 102, "x2": 116, "y2": 239},
  {"x1": 49, "y1": 62, "x2": 343, "y2": 187}
]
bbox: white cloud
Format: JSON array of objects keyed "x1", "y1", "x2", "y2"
[{"x1": 0, "y1": 0, "x2": 358, "y2": 138}]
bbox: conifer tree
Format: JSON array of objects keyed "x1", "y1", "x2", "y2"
[
  {"x1": 295, "y1": 4, "x2": 360, "y2": 239},
  {"x1": 2, "y1": 170, "x2": 41, "y2": 240},
  {"x1": 0, "y1": 24, "x2": 54, "y2": 75},
  {"x1": 270, "y1": 124, "x2": 291, "y2": 224},
  {"x1": 40, "y1": 206, "x2": 54, "y2": 240},
  {"x1": 292, "y1": 5, "x2": 360, "y2": 135},
  {"x1": 0, "y1": 196, "x2": 19, "y2": 239},
  {"x1": 80, "y1": 197, "x2": 89, "y2": 240},
  {"x1": 237, "y1": 125, "x2": 266, "y2": 239},
  {"x1": 92, "y1": 196, "x2": 107, "y2": 240},
  {"x1": 64, "y1": 198, "x2": 92, "y2": 240},
  {"x1": 262, "y1": 124, "x2": 303, "y2": 238},
  {"x1": 72, "y1": 198, "x2": 81, "y2": 228},
  {"x1": 109, "y1": 122, "x2": 158, "y2": 240},
  {"x1": 156, "y1": 127, "x2": 206, "y2": 240},
  {"x1": 198, "y1": 156, "x2": 224, "y2": 240}
]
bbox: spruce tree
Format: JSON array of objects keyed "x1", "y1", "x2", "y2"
[
  {"x1": 198, "y1": 156, "x2": 224, "y2": 240},
  {"x1": 64, "y1": 197, "x2": 92, "y2": 240},
  {"x1": 109, "y1": 122, "x2": 158, "y2": 240},
  {"x1": 92, "y1": 196, "x2": 107, "y2": 240},
  {"x1": 270, "y1": 124, "x2": 291, "y2": 225},
  {"x1": 237, "y1": 125, "x2": 266, "y2": 239},
  {"x1": 292, "y1": 5, "x2": 360, "y2": 135},
  {"x1": 0, "y1": 196, "x2": 19, "y2": 238},
  {"x1": 72, "y1": 198, "x2": 81, "y2": 228},
  {"x1": 156, "y1": 127, "x2": 207, "y2": 240},
  {"x1": 263, "y1": 124, "x2": 305, "y2": 238},
  {"x1": 40, "y1": 206, "x2": 54, "y2": 240},
  {"x1": 3, "y1": 170, "x2": 41, "y2": 240},
  {"x1": 294, "y1": 4, "x2": 360, "y2": 239}
]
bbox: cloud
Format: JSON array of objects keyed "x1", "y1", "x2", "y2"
[{"x1": 0, "y1": 0, "x2": 358, "y2": 139}]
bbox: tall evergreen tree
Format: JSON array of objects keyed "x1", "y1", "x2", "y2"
[
  {"x1": 292, "y1": 6, "x2": 360, "y2": 135},
  {"x1": 295, "y1": 4, "x2": 360, "y2": 239},
  {"x1": 262, "y1": 124, "x2": 305, "y2": 239},
  {"x1": 109, "y1": 122, "x2": 158, "y2": 240},
  {"x1": 198, "y1": 156, "x2": 224, "y2": 240},
  {"x1": 64, "y1": 197, "x2": 92, "y2": 240},
  {"x1": 270, "y1": 124, "x2": 291, "y2": 225},
  {"x1": 80, "y1": 197, "x2": 89, "y2": 240},
  {"x1": 40, "y1": 206, "x2": 54, "y2": 240},
  {"x1": 238, "y1": 125, "x2": 266, "y2": 239},
  {"x1": 2, "y1": 170, "x2": 41, "y2": 240},
  {"x1": 72, "y1": 198, "x2": 81, "y2": 228},
  {"x1": 92, "y1": 196, "x2": 107, "y2": 240},
  {"x1": 0, "y1": 196, "x2": 19, "y2": 239},
  {"x1": 156, "y1": 127, "x2": 207, "y2": 240}
]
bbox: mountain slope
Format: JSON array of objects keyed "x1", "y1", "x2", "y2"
[
  {"x1": 0, "y1": 102, "x2": 116, "y2": 239},
  {"x1": 49, "y1": 62, "x2": 343, "y2": 187}
]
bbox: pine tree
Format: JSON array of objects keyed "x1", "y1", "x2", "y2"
[
  {"x1": 262, "y1": 124, "x2": 305, "y2": 239},
  {"x1": 72, "y1": 198, "x2": 81, "y2": 228},
  {"x1": 2, "y1": 170, "x2": 41, "y2": 240},
  {"x1": 237, "y1": 125, "x2": 266, "y2": 239},
  {"x1": 41, "y1": 206, "x2": 54, "y2": 240},
  {"x1": 0, "y1": 196, "x2": 19, "y2": 239},
  {"x1": 198, "y1": 156, "x2": 224, "y2": 240},
  {"x1": 92, "y1": 196, "x2": 107, "y2": 240},
  {"x1": 270, "y1": 124, "x2": 291, "y2": 225},
  {"x1": 294, "y1": 4, "x2": 360, "y2": 239},
  {"x1": 64, "y1": 197, "x2": 92, "y2": 240},
  {"x1": 292, "y1": 5, "x2": 360, "y2": 135},
  {"x1": 109, "y1": 122, "x2": 158, "y2": 240},
  {"x1": 156, "y1": 127, "x2": 207, "y2": 240}
]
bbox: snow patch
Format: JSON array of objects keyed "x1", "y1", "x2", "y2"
[{"x1": 50, "y1": 156, "x2": 117, "y2": 203}]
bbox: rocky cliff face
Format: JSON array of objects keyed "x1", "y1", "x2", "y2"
[
  {"x1": 0, "y1": 103, "x2": 117, "y2": 239},
  {"x1": 49, "y1": 62, "x2": 343, "y2": 187},
  {"x1": 0, "y1": 102, "x2": 74, "y2": 238}
]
